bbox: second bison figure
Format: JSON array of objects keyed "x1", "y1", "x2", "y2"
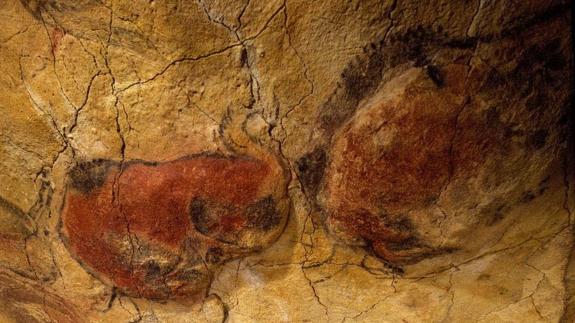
[
  {"x1": 319, "y1": 26, "x2": 570, "y2": 266},
  {"x1": 61, "y1": 146, "x2": 289, "y2": 301},
  {"x1": 321, "y1": 65, "x2": 469, "y2": 265}
]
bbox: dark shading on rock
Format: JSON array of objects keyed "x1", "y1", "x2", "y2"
[{"x1": 68, "y1": 160, "x2": 112, "y2": 194}]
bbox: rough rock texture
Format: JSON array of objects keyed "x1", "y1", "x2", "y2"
[{"x1": 0, "y1": 0, "x2": 573, "y2": 322}]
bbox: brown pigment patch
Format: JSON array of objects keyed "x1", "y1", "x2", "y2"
[
  {"x1": 68, "y1": 160, "x2": 112, "y2": 194},
  {"x1": 323, "y1": 66, "x2": 470, "y2": 265},
  {"x1": 316, "y1": 17, "x2": 572, "y2": 268},
  {"x1": 296, "y1": 147, "x2": 327, "y2": 203},
  {"x1": 61, "y1": 154, "x2": 286, "y2": 300},
  {"x1": 245, "y1": 196, "x2": 280, "y2": 231},
  {"x1": 50, "y1": 27, "x2": 64, "y2": 54}
]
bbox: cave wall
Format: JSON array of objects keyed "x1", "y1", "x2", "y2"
[{"x1": 0, "y1": 0, "x2": 573, "y2": 322}]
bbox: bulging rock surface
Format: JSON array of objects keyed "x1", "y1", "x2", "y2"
[
  {"x1": 321, "y1": 65, "x2": 468, "y2": 264},
  {"x1": 320, "y1": 23, "x2": 572, "y2": 265}
]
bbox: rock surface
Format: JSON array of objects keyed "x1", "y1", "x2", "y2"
[
  {"x1": 0, "y1": 0, "x2": 573, "y2": 322},
  {"x1": 62, "y1": 152, "x2": 288, "y2": 300}
]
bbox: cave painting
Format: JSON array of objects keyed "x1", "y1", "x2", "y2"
[
  {"x1": 309, "y1": 31, "x2": 569, "y2": 266},
  {"x1": 321, "y1": 66, "x2": 469, "y2": 265},
  {"x1": 61, "y1": 152, "x2": 289, "y2": 300},
  {"x1": 60, "y1": 18, "x2": 570, "y2": 302}
]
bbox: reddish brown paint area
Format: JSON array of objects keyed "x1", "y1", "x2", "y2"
[
  {"x1": 50, "y1": 27, "x2": 64, "y2": 54},
  {"x1": 61, "y1": 154, "x2": 286, "y2": 300},
  {"x1": 323, "y1": 65, "x2": 476, "y2": 264},
  {"x1": 322, "y1": 37, "x2": 565, "y2": 265}
]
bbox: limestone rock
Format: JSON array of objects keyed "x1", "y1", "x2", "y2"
[{"x1": 0, "y1": 0, "x2": 573, "y2": 322}]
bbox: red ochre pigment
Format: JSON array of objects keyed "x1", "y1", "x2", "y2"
[
  {"x1": 323, "y1": 65, "x2": 491, "y2": 265},
  {"x1": 61, "y1": 154, "x2": 285, "y2": 300}
]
